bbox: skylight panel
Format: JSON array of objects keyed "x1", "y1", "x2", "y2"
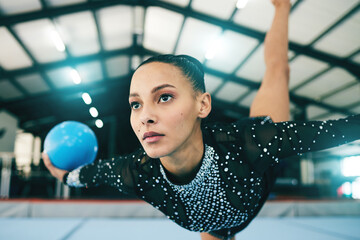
[
  {"x1": 98, "y1": 6, "x2": 133, "y2": 51},
  {"x1": 0, "y1": 27, "x2": 33, "y2": 70},
  {"x1": 13, "y1": 19, "x2": 67, "y2": 63},
  {"x1": 313, "y1": 11, "x2": 360, "y2": 58},
  {"x1": 0, "y1": 0, "x2": 41, "y2": 15},
  {"x1": 204, "y1": 74, "x2": 223, "y2": 94},
  {"x1": 233, "y1": 0, "x2": 274, "y2": 32},
  {"x1": 238, "y1": 90, "x2": 256, "y2": 107},
  {"x1": 105, "y1": 56, "x2": 130, "y2": 78},
  {"x1": 143, "y1": 7, "x2": 184, "y2": 53},
  {"x1": 306, "y1": 105, "x2": 328, "y2": 120},
  {"x1": 295, "y1": 67, "x2": 357, "y2": 99},
  {"x1": 77, "y1": 61, "x2": 103, "y2": 84},
  {"x1": 175, "y1": 18, "x2": 222, "y2": 62},
  {"x1": 191, "y1": 0, "x2": 237, "y2": 20},
  {"x1": 46, "y1": 67, "x2": 77, "y2": 89},
  {"x1": 323, "y1": 84, "x2": 360, "y2": 107},
  {"x1": 0, "y1": 80, "x2": 23, "y2": 100},
  {"x1": 215, "y1": 81, "x2": 248, "y2": 102},
  {"x1": 235, "y1": 44, "x2": 264, "y2": 82},
  {"x1": 56, "y1": 11, "x2": 100, "y2": 56},
  {"x1": 289, "y1": 55, "x2": 329, "y2": 89},
  {"x1": 289, "y1": 0, "x2": 358, "y2": 45},
  {"x1": 15, "y1": 73, "x2": 50, "y2": 94},
  {"x1": 205, "y1": 30, "x2": 259, "y2": 73}
]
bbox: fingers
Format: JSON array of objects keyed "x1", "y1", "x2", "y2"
[{"x1": 42, "y1": 152, "x2": 53, "y2": 170}]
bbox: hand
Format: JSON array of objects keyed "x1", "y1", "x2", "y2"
[
  {"x1": 271, "y1": 0, "x2": 291, "y2": 7},
  {"x1": 42, "y1": 152, "x2": 68, "y2": 182}
]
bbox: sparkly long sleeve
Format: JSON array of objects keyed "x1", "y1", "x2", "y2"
[
  {"x1": 241, "y1": 114, "x2": 360, "y2": 174},
  {"x1": 63, "y1": 148, "x2": 145, "y2": 194}
]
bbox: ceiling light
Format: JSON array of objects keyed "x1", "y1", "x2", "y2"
[
  {"x1": 70, "y1": 69, "x2": 81, "y2": 84},
  {"x1": 89, "y1": 107, "x2": 99, "y2": 118},
  {"x1": 95, "y1": 119, "x2": 103, "y2": 128},
  {"x1": 205, "y1": 36, "x2": 225, "y2": 60},
  {"x1": 236, "y1": 0, "x2": 249, "y2": 9},
  {"x1": 50, "y1": 30, "x2": 65, "y2": 52},
  {"x1": 82, "y1": 93, "x2": 92, "y2": 105}
]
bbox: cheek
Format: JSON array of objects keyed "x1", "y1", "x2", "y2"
[{"x1": 130, "y1": 114, "x2": 139, "y2": 134}]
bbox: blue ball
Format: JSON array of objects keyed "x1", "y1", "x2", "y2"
[{"x1": 44, "y1": 121, "x2": 98, "y2": 171}]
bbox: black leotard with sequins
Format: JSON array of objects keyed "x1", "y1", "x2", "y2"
[{"x1": 63, "y1": 115, "x2": 360, "y2": 238}]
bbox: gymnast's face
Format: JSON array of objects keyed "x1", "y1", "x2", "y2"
[{"x1": 129, "y1": 62, "x2": 210, "y2": 159}]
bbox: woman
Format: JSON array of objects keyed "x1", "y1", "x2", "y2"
[{"x1": 43, "y1": 0, "x2": 360, "y2": 239}]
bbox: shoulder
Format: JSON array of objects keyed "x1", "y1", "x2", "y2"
[{"x1": 202, "y1": 116, "x2": 273, "y2": 142}]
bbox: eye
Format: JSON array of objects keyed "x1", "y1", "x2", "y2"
[
  {"x1": 159, "y1": 94, "x2": 173, "y2": 103},
  {"x1": 130, "y1": 102, "x2": 141, "y2": 110}
]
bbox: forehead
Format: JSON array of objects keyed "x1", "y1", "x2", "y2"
[{"x1": 130, "y1": 62, "x2": 188, "y2": 89}]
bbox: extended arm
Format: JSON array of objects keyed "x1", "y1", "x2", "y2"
[{"x1": 242, "y1": 115, "x2": 360, "y2": 174}]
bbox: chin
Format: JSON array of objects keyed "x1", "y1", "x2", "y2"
[{"x1": 143, "y1": 145, "x2": 171, "y2": 159}]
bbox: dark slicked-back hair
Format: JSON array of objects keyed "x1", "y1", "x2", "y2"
[{"x1": 136, "y1": 54, "x2": 206, "y2": 93}]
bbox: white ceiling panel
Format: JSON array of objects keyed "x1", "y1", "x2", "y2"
[
  {"x1": 143, "y1": 7, "x2": 184, "y2": 54},
  {"x1": 352, "y1": 104, "x2": 360, "y2": 114},
  {"x1": 76, "y1": 61, "x2": 103, "y2": 83},
  {"x1": 175, "y1": 18, "x2": 222, "y2": 62},
  {"x1": 233, "y1": 0, "x2": 274, "y2": 32},
  {"x1": 0, "y1": 27, "x2": 33, "y2": 70},
  {"x1": 159, "y1": 0, "x2": 190, "y2": 7},
  {"x1": 352, "y1": 52, "x2": 360, "y2": 64},
  {"x1": 315, "y1": 112, "x2": 347, "y2": 121},
  {"x1": 215, "y1": 81, "x2": 248, "y2": 102},
  {"x1": 306, "y1": 105, "x2": 329, "y2": 120},
  {"x1": 46, "y1": 67, "x2": 76, "y2": 89},
  {"x1": 56, "y1": 11, "x2": 100, "y2": 56},
  {"x1": 191, "y1": 0, "x2": 237, "y2": 20},
  {"x1": 0, "y1": 80, "x2": 23, "y2": 100},
  {"x1": 239, "y1": 90, "x2": 257, "y2": 107},
  {"x1": 295, "y1": 67, "x2": 357, "y2": 99},
  {"x1": 205, "y1": 30, "x2": 259, "y2": 73},
  {"x1": 105, "y1": 56, "x2": 130, "y2": 78},
  {"x1": 14, "y1": 19, "x2": 67, "y2": 63},
  {"x1": 204, "y1": 74, "x2": 223, "y2": 94},
  {"x1": 98, "y1": 6, "x2": 133, "y2": 51},
  {"x1": 289, "y1": 55, "x2": 329, "y2": 89},
  {"x1": 313, "y1": 11, "x2": 360, "y2": 58},
  {"x1": 323, "y1": 84, "x2": 360, "y2": 107},
  {"x1": 235, "y1": 44, "x2": 264, "y2": 82},
  {"x1": 289, "y1": 0, "x2": 358, "y2": 45},
  {"x1": 16, "y1": 73, "x2": 50, "y2": 94},
  {"x1": 0, "y1": 0, "x2": 41, "y2": 15},
  {"x1": 46, "y1": 0, "x2": 86, "y2": 7}
]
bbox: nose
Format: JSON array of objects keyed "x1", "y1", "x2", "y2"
[{"x1": 140, "y1": 106, "x2": 157, "y2": 125}]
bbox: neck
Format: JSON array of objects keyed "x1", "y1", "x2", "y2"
[{"x1": 160, "y1": 124, "x2": 204, "y2": 184}]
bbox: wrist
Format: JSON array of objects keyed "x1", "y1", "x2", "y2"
[{"x1": 274, "y1": 2, "x2": 291, "y2": 9}]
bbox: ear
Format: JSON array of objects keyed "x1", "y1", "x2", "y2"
[{"x1": 198, "y1": 92, "x2": 212, "y2": 119}]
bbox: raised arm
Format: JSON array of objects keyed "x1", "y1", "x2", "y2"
[
  {"x1": 241, "y1": 115, "x2": 360, "y2": 174},
  {"x1": 250, "y1": 0, "x2": 291, "y2": 122}
]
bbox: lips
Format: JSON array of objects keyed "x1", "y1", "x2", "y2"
[{"x1": 143, "y1": 131, "x2": 165, "y2": 140}]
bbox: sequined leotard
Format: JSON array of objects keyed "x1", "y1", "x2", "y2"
[{"x1": 63, "y1": 115, "x2": 360, "y2": 239}]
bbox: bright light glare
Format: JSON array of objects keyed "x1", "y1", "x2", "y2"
[
  {"x1": 89, "y1": 107, "x2": 98, "y2": 118},
  {"x1": 352, "y1": 178, "x2": 360, "y2": 199},
  {"x1": 236, "y1": 0, "x2": 249, "y2": 9},
  {"x1": 70, "y1": 69, "x2": 81, "y2": 84},
  {"x1": 341, "y1": 156, "x2": 360, "y2": 177},
  {"x1": 82, "y1": 93, "x2": 92, "y2": 105},
  {"x1": 50, "y1": 30, "x2": 65, "y2": 52},
  {"x1": 95, "y1": 119, "x2": 103, "y2": 128},
  {"x1": 205, "y1": 37, "x2": 225, "y2": 60}
]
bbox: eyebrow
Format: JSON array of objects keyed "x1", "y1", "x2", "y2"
[{"x1": 129, "y1": 84, "x2": 176, "y2": 98}]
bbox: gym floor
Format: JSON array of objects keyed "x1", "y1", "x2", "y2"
[{"x1": 0, "y1": 216, "x2": 359, "y2": 240}]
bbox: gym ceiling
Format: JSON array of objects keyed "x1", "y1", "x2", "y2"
[{"x1": 0, "y1": 0, "x2": 359, "y2": 157}]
